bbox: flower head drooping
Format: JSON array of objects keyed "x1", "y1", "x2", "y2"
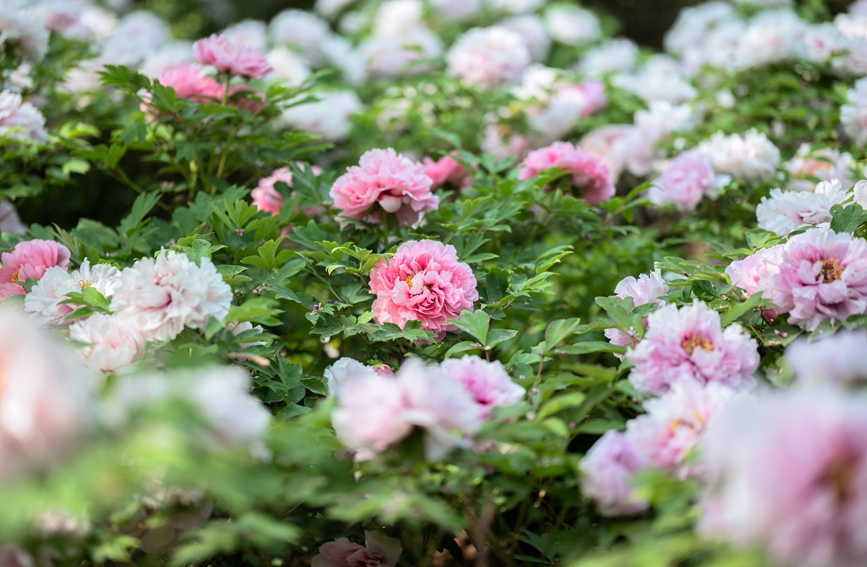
[
  {"x1": 193, "y1": 33, "x2": 272, "y2": 78},
  {"x1": 518, "y1": 141, "x2": 615, "y2": 204},
  {"x1": 768, "y1": 227, "x2": 867, "y2": 331},
  {"x1": 579, "y1": 431, "x2": 649, "y2": 517},
  {"x1": 446, "y1": 26, "x2": 531, "y2": 90},
  {"x1": 626, "y1": 301, "x2": 759, "y2": 396},
  {"x1": 604, "y1": 269, "x2": 669, "y2": 348},
  {"x1": 24, "y1": 259, "x2": 120, "y2": 327},
  {"x1": 785, "y1": 331, "x2": 867, "y2": 387},
  {"x1": 311, "y1": 531, "x2": 402, "y2": 567},
  {"x1": 369, "y1": 240, "x2": 478, "y2": 339},
  {"x1": 649, "y1": 151, "x2": 730, "y2": 211},
  {"x1": 330, "y1": 148, "x2": 438, "y2": 226},
  {"x1": 440, "y1": 355, "x2": 525, "y2": 419},
  {"x1": 0, "y1": 239, "x2": 70, "y2": 296},
  {"x1": 110, "y1": 250, "x2": 232, "y2": 342},
  {"x1": 699, "y1": 387, "x2": 867, "y2": 567}
]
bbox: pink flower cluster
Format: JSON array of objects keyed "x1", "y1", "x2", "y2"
[
  {"x1": 330, "y1": 148, "x2": 438, "y2": 226},
  {"x1": 518, "y1": 141, "x2": 616, "y2": 204},
  {"x1": 699, "y1": 387, "x2": 867, "y2": 567},
  {"x1": 0, "y1": 239, "x2": 70, "y2": 299},
  {"x1": 648, "y1": 151, "x2": 729, "y2": 211},
  {"x1": 312, "y1": 531, "x2": 401, "y2": 567},
  {"x1": 422, "y1": 155, "x2": 469, "y2": 190},
  {"x1": 250, "y1": 165, "x2": 323, "y2": 217},
  {"x1": 604, "y1": 269, "x2": 669, "y2": 348},
  {"x1": 369, "y1": 240, "x2": 478, "y2": 338},
  {"x1": 146, "y1": 64, "x2": 265, "y2": 116},
  {"x1": 330, "y1": 355, "x2": 524, "y2": 460},
  {"x1": 193, "y1": 33, "x2": 272, "y2": 78}
]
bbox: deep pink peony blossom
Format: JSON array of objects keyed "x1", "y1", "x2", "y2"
[
  {"x1": 311, "y1": 531, "x2": 402, "y2": 567},
  {"x1": 604, "y1": 269, "x2": 669, "y2": 348},
  {"x1": 369, "y1": 240, "x2": 478, "y2": 338},
  {"x1": 768, "y1": 228, "x2": 867, "y2": 331},
  {"x1": 157, "y1": 63, "x2": 222, "y2": 101},
  {"x1": 440, "y1": 355, "x2": 525, "y2": 419},
  {"x1": 626, "y1": 300, "x2": 759, "y2": 396},
  {"x1": 251, "y1": 165, "x2": 323, "y2": 217},
  {"x1": 330, "y1": 148, "x2": 438, "y2": 226},
  {"x1": 518, "y1": 141, "x2": 615, "y2": 204},
  {"x1": 193, "y1": 33, "x2": 272, "y2": 78},
  {"x1": 579, "y1": 430, "x2": 649, "y2": 517},
  {"x1": 699, "y1": 387, "x2": 867, "y2": 567},
  {"x1": 0, "y1": 239, "x2": 70, "y2": 296},
  {"x1": 648, "y1": 151, "x2": 724, "y2": 211},
  {"x1": 422, "y1": 155, "x2": 468, "y2": 190}
]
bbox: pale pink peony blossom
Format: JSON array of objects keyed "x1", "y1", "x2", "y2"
[
  {"x1": 440, "y1": 356, "x2": 525, "y2": 419},
  {"x1": 69, "y1": 313, "x2": 145, "y2": 373},
  {"x1": 786, "y1": 331, "x2": 867, "y2": 386},
  {"x1": 500, "y1": 14, "x2": 550, "y2": 63},
  {"x1": 422, "y1": 155, "x2": 468, "y2": 190},
  {"x1": 0, "y1": 239, "x2": 70, "y2": 297},
  {"x1": 0, "y1": 4, "x2": 49, "y2": 62},
  {"x1": 0, "y1": 199, "x2": 26, "y2": 235},
  {"x1": 480, "y1": 123, "x2": 531, "y2": 162},
  {"x1": 330, "y1": 148, "x2": 438, "y2": 226},
  {"x1": 579, "y1": 431, "x2": 649, "y2": 517},
  {"x1": 543, "y1": 4, "x2": 600, "y2": 45},
  {"x1": 578, "y1": 125, "x2": 634, "y2": 182},
  {"x1": 649, "y1": 151, "x2": 729, "y2": 211},
  {"x1": 193, "y1": 33, "x2": 272, "y2": 78},
  {"x1": 110, "y1": 250, "x2": 232, "y2": 342},
  {"x1": 155, "y1": 63, "x2": 222, "y2": 102},
  {"x1": 697, "y1": 130, "x2": 780, "y2": 183},
  {"x1": 699, "y1": 387, "x2": 867, "y2": 567},
  {"x1": 446, "y1": 27, "x2": 531, "y2": 90},
  {"x1": 726, "y1": 245, "x2": 785, "y2": 321},
  {"x1": 278, "y1": 90, "x2": 362, "y2": 142},
  {"x1": 0, "y1": 91, "x2": 47, "y2": 143},
  {"x1": 331, "y1": 371, "x2": 413, "y2": 455},
  {"x1": 604, "y1": 270, "x2": 669, "y2": 348},
  {"x1": 369, "y1": 240, "x2": 478, "y2": 338},
  {"x1": 785, "y1": 144, "x2": 856, "y2": 193},
  {"x1": 626, "y1": 300, "x2": 759, "y2": 396},
  {"x1": 250, "y1": 165, "x2": 322, "y2": 216},
  {"x1": 519, "y1": 141, "x2": 615, "y2": 205},
  {"x1": 578, "y1": 38, "x2": 639, "y2": 77},
  {"x1": 24, "y1": 259, "x2": 120, "y2": 327},
  {"x1": 625, "y1": 381, "x2": 738, "y2": 478},
  {"x1": 842, "y1": 77, "x2": 867, "y2": 146},
  {"x1": 756, "y1": 181, "x2": 851, "y2": 237},
  {"x1": 312, "y1": 531, "x2": 402, "y2": 567},
  {"x1": 768, "y1": 227, "x2": 867, "y2": 331},
  {"x1": 324, "y1": 357, "x2": 394, "y2": 395}
]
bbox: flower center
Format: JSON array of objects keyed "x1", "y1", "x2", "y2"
[
  {"x1": 825, "y1": 455, "x2": 858, "y2": 504},
  {"x1": 681, "y1": 334, "x2": 714, "y2": 356},
  {"x1": 10, "y1": 269, "x2": 19, "y2": 283},
  {"x1": 668, "y1": 410, "x2": 708, "y2": 434},
  {"x1": 79, "y1": 280, "x2": 92, "y2": 288},
  {"x1": 820, "y1": 258, "x2": 843, "y2": 284}
]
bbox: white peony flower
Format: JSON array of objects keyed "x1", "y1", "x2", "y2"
[
  {"x1": 139, "y1": 41, "x2": 193, "y2": 78},
  {"x1": 110, "y1": 250, "x2": 232, "y2": 343},
  {"x1": 664, "y1": 1, "x2": 734, "y2": 56},
  {"x1": 0, "y1": 2, "x2": 49, "y2": 62},
  {"x1": 734, "y1": 10, "x2": 806, "y2": 71},
  {"x1": 578, "y1": 39, "x2": 638, "y2": 77},
  {"x1": 69, "y1": 313, "x2": 144, "y2": 373},
  {"x1": 784, "y1": 144, "x2": 855, "y2": 192},
  {"x1": 325, "y1": 357, "x2": 377, "y2": 395},
  {"x1": 446, "y1": 26, "x2": 530, "y2": 90},
  {"x1": 315, "y1": 0, "x2": 356, "y2": 20},
  {"x1": 0, "y1": 199, "x2": 25, "y2": 235},
  {"x1": 222, "y1": 19, "x2": 267, "y2": 51},
  {"x1": 500, "y1": 14, "x2": 550, "y2": 63},
  {"x1": 277, "y1": 90, "x2": 362, "y2": 142},
  {"x1": 430, "y1": 0, "x2": 483, "y2": 23},
  {"x1": 24, "y1": 259, "x2": 120, "y2": 327},
  {"x1": 319, "y1": 35, "x2": 368, "y2": 85},
  {"x1": 362, "y1": 26, "x2": 442, "y2": 78},
  {"x1": 697, "y1": 130, "x2": 780, "y2": 183},
  {"x1": 0, "y1": 91, "x2": 47, "y2": 143},
  {"x1": 266, "y1": 47, "x2": 312, "y2": 87},
  {"x1": 543, "y1": 4, "x2": 600, "y2": 46},
  {"x1": 841, "y1": 77, "x2": 867, "y2": 146},
  {"x1": 269, "y1": 9, "x2": 332, "y2": 63},
  {"x1": 373, "y1": 0, "x2": 422, "y2": 37},
  {"x1": 756, "y1": 180, "x2": 851, "y2": 237}
]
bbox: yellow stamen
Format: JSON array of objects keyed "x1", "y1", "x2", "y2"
[
  {"x1": 821, "y1": 258, "x2": 843, "y2": 284},
  {"x1": 681, "y1": 334, "x2": 714, "y2": 356}
]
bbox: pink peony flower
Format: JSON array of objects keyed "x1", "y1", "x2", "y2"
[
  {"x1": 756, "y1": 181, "x2": 850, "y2": 237},
  {"x1": 446, "y1": 26, "x2": 531, "y2": 90},
  {"x1": 0, "y1": 239, "x2": 70, "y2": 296},
  {"x1": 193, "y1": 33, "x2": 272, "y2": 78},
  {"x1": 726, "y1": 244, "x2": 784, "y2": 320},
  {"x1": 699, "y1": 387, "x2": 867, "y2": 567},
  {"x1": 0, "y1": 283, "x2": 24, "y2": 301},
  {"x1": 330, "y1": 148, "x2": 438, "y2": 226},
  {"x1": 312, "y1": 531, "x2": 402, "y2": 567},
  {"x1": 625, "y1": 381, "x2": 738, "y2": 478},
  {"x1": 786, "y1": 331, "x2": 867, "y2": 386},
  {"x1": 604, "y1": 270, "x2": 669, "y2": 348},
  {"x1": 649, "y1": 151, "x2": 729, "y2": 211},
  {"x1": 156, "y1": 63, "x2": 222, "y2": 101},
  {"x1": 626, "y1": 300, "x2": 759, "y2": 396},
  {"x1": 0, "y1": 91, "x2": 47, "y2": 143},
  {"x1": 325, "y1": 357, "x2": 392, "y2": 395},
  {"x1": 369, "y1": 240, "x2": 478, "y2": 338},
  {"x1": 250, "y1": 165, "x2": 324, "y2": 216},
  {"x1": 578, "y1": 124, "x2": 634, "y2": 183},
  {"x1": 422, "y1": 155, "x2": 468, "y2": 190},
  {"x1": 440, "y1": 355, "x2": 525, "y2": 419},
  {"x1": 518, "y1": 141, "x2": 615, "y2": 204},
  {"x1": 768, "y1": 227, "x2": 867, "y2": 331},
  {"x1": 579, "y1": 431, "x2": 649, "y2": 517},
  {"x1": 331, "y1": 371, "x2": 413, "y2": 454}
]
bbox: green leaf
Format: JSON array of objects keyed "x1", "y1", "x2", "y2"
[
  {"x1": 118, "y1": 191, "x2": 161, "y2": 236},
  {"x1": 544, "y1": 318, "x2": 582, "y2": 348},
  {"x1": 720, "y1": 292, "x2": 767, "y2": 326},
  {"x1": 446, "y1": 309, "x2": 490, "y2": 344},
  {"x1": 558, "y1": 341, "x2": 626, "y2": 355},
  {"x1": 537, "y1": 391, "x2": 587, "y2": 421},
  {"x1": 831, "y1": 203, "x2": 867, "y2": 234}
]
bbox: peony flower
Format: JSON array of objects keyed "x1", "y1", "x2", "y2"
[
  {"x1": 312, "y1": 531, "x2": 402, "y2": 567},
  {"x1": 446, "y1": 27, "x2": 531, "y2": 90},
  {"x1": 140, "y1": 41, "x2": 194, "y2": 78},
  {"x1": 369, "y1": 240, "x2": 478, "y2": 338},
  {"x1": 154, "y1": 63, "x2": 222, "y2": 102},
  {"x1": 768, "y1": 227, "x2": 867, "y2": 331},
  {"x1": 319, "y1": 35, "x2": 368, "y2": 86},
  {"x1": 480, "y1": 123, "x2": 531, "y2": 162},
  {"x1": 786, "y1": 331, "x2": 867, "y2": 386},
  {"x1": 626, "y1": 382, "x2": 738, "y2": 478},
  {"x1": 756, "y1": 181, "x2": 851, "y2": 237},
  {"x1": 0, "y1": 307, "x2": 95, "y2": 480},
  {"x1": 697, "y1": 130, "x2": 781, "y2": 183},
  {"x1": 24, "y1": 259, "x2": 120, "y2": 327},
  {"x1": 324, "y1": 357, "x2": 394, "y2": 395},
  {"x1": 626, "y1": 300, "x2": 759, "y2": 396},
  {"x1": 841, "y1": 77, "x2": 867, "y2": 146},
  {"x1": 500, "y1": 14, "x2": 550, "y2": 63},
  {"x1": 579, "y1": 431, "x2": 649, "y2": 517},
  {"x1": 0, "y1": 239, "x2": 70, "y2": 297},
  {"x1": 277, "y1": 90, "x2": 362, "y2": 142},
  {"x1": 330, "y1": 148, "x2": 438, "y2": 226},
  {"x1": 649, "y1": 151, "x2": 730, "y2": 211},
  {"x1": 519, "y1": 141, "x2": 615, "y2": 205},
  {"x1": 785, "y1": 144, "x2": 855, "y2": 193},
  {"x1": 422, "y1": 155, "x2": 468, "y2": 190},
  {"x1": 110, "y1": 250, "x2": 232, "y2": 342},
  {"x1": 372, "y1": 0, "x2": 421, "y2": 37},
  {"x1": 663, "y1": 1, "x2": 734, "y2": 56},
  {"x1": 361, "y1": 27, "x2": 442, "y2": 78},
  {"x1": 222, "y1": 19, "x2": 267, "y2": 51},
  {"x1": 733, "y1": 10, "x2": 806, "y2": 71},
  {"x1": 543, "y1": 4, "x2": 600, "y2": 45},
  {"x1": 268, "y1": 9, "x2": 331, "y2": 63},
  {"x1": 578, "y1": 39, "x2": 639, "y2": 77},
  {"x1": 0, "y1": 199, "x2": 25, "y2": 235},
  {"x1": 69, "y1": 313, "x2": 144, "y2": 373},
  {"x1": 604, "y1": 270, "x2": 669, "y2": 348},
  {"x1": 429, "y1": 0, "x2": 483, "y2": 23},
  {"x1": 440, "y1": 356, "x2": 525, "y2": 419},
  {"x1": 612, "y1": 57, "x2": 697, "y2": 105},
  {"x1": 0, "y1": 3, "x2": 49, "y2": 62},
  {"x1": 725, "y1": 245, "x2": 784, "y2": 315},
  {"x1": 578, "y1": 124, "x2": 634, "y2": 182},
  {"x1": 193, "y1": 33, "x2": 272, "y2": 78},
  {"x1": 698, "y1": 387, "x2": 867, "y2": 567},
  {"x1": 0, "y1": 90, "x2": 47, "y2": 143}
]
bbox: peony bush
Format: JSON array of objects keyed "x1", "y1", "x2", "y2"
[{"x1": 2, "y1": 0, "x2": 867, "y2": 566}]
